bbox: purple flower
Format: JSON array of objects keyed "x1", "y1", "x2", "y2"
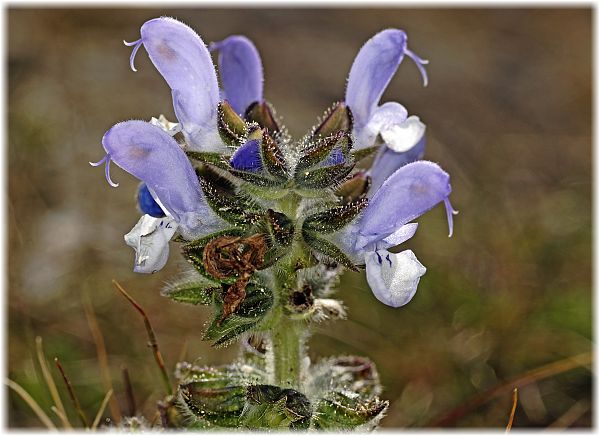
[
  {"x1": 345, "y1": 29, "x2": 429, "y2": 180},
  {"x1": 92, "y1": 120, "x2": 226, "y2": 273},
  {"x1": 93, "y1": 17, "x2": 251, "y2": 273},
  {"x1": 358, "y1": 161, "x2": 455, "y2": 248},
  {"x1": 210, "y1": 35, "x2": 264, "y2": 115},
  {"x1": 330, "y1": 29, "x2": 456, "y2": 307},
  {"x1": 334, "y1": 161, "x2": 456, "y2": 307},
  {"x1": 125, "y1": 17, "x2": 226, "y2": 152}
]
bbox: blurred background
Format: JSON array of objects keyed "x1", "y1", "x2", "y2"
[{"x1": 8, "y1": 7, "x2": 592, "y2": 429}]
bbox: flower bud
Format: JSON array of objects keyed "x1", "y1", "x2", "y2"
[
  {"x1": 334, "y1": 172, "x2": 371, "y2": 204},
  {"x1": 245, "y1": 101, "x2": 280, "y2": 134},
  {"x1": 313, "y1": 102, "x2": 353, "y2": 139},
  {"x1": 218, "y1": 100, "x2": 248, "y2": 146}
]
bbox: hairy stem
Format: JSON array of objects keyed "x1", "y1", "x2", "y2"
[
  {"x1": 270, "y1": 311, "x2": 304, "y2": 389},
  {"x1": 267, "y1": 191, "x2": 306, "y2": 389}
]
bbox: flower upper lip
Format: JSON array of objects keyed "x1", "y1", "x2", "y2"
[{"x1": 209, "y1": 35, "x2": 264, "y2": 116}]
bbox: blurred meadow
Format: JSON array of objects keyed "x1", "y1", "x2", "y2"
[{"x1": 7, "y1": 7, "x2": 592, "y2": 429}]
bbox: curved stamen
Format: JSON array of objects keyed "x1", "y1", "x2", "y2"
[
  {"x1": 123, "y1": 38, "x2": 143, "y2": 72},
  {"x1": 406, "y1": 48, "x2": 429, "y2": 87},
  {"x1": 90, "y1": 153, "x2": 119, "y2": 187},
  {"x1": 89, "y1": 154, "x2": 108, "y2": 167},
  {"x1": 105, "y1": 157, "x2": 119, "y2": 188},
  {"x1": 444, "y1": 197, "x2": 459, "y2": 237}
]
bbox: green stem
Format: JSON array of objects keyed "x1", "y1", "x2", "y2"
[
  {"x1": 268, "y1": 191, "x2": 306, "y2": 389},
  {"x1": 270, "y1": 312, "x2": 304, "y2": 389}
]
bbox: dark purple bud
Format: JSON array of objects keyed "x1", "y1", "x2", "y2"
[
  {"x1": 230, "y1": 139, "x2": 263, "y2": 172},
  {"x1": 322, "y1": 148, "x2": 345, "y2": 166},
  {"x1": 137, "y1": 183, "x2": 166, "y2": 218}
]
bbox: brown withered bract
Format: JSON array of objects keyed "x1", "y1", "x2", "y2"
[
  {"x1": 220, "y1": 276, "x2": 250, "y2": 324},
  {"x1": 203, "y1": 234, "x2": 268, "y2": 323}
]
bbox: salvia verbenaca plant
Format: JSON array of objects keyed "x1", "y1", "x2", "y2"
[{"x1": 91, "y1": 17, "x2": 456, "y2": 430}]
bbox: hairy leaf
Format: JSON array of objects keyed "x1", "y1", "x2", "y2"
[
  {"x1": 351, "y1": 145, "x2": 379, "y2": 162},
  {"x1": 294, "y1": 162, "x2": 355, "y2": 190},
  {"x1": 161, "y1": 274, "x2": 219, "y2": 305},
  {"x1": 302, "y1": 198, "x2": 368, "y2": 234},
  {"x1": 334, "y1": 172, "x2": 371, "y2": 204},
  {"x1": 198, "y1": 169, "x2": 264, "y2": 225},
  {"x1": 265, "y1": 209, "x2": 295, "y2": 247},
  {"x1": 312, "y1": 392, "x2": 388, "y2": 430},
  {"x1": 242, "y1": 385, "x2": 311, "y2": 430},
  {"x1": 186, "y1": 151, "x2": 231, "y2": 170},
  {"x1": 218, "y1": 100, "x2": 248, "y2": 147},
  {"x1": 296, "y1": 131, "x2": 345, "y2": 172},
  {"x1": 260, "y1": 132, "x2": 288, "y2": 179},
  {"x1": 229, "y1": 168, "x2": 285, "y2": 188},
  {"x1": 313, "y1": 102, "x2": 353, "y2": 139},
  {"x1": 203, "y1": 283, "x2": 273, "y2": 346}
]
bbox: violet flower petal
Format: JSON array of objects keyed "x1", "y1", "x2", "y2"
[
  {"x1": 356, "y1": 161, "x2": 452, "y2": 250},
  {"x1": 368, "y1": 124, "x2": 426, "y2": 195},
  {"x1": 346, "y1": 29, "x2": 408, "y2": 130},
  {"x1": 354, "y1": 101, "x2": 407, "y2": 150},
  {"x1": 381, "y1": 222, "x2": 419, "y2": 247},
  {"x1": 210, "y1": 35, "x2": 264, "y2": 115},
  {"x1": 136, "y1": 17, "x2": 224, "y2": 151},
  {"x1": 365, "y1": 249, "x2": 426, "y2": 307},
  {"x1": 102, "y1": 120, "x2": 221, "y2": 233}
]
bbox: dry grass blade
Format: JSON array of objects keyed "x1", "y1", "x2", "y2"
[
  {"x1": 547, "y1": 399, "x2": 591, "y2": 429},
  {"x1": 429, "y1": 352, "x2": 592, "y2": 427},
  {"x1": 35, "y1": 337, "x2": 72, "y2": 429},
  {"x1": 112, "y1": 279, "x2": 173, "y2": 395},
  {"x1": 54, "y1": 357, "x2": 89, "y2": 428},
  {"x1": 505, "y1": 388, "x2": 518, "y2": 432},
  {"x1": 51, "y1": 406, "x2": 69, "y2": 426},
  {"x1": 122, "y1": 366, "x2": 136, "y2": 417},
  {"x1": 92, "y1": 389, "x2": 113, "y2": 430},
  {"x1": 82, "y1": 293, "x2": 122, "y2": 423},
  {"x1": 6, "y1": 378, "x2": 57, "y2": 430}
]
